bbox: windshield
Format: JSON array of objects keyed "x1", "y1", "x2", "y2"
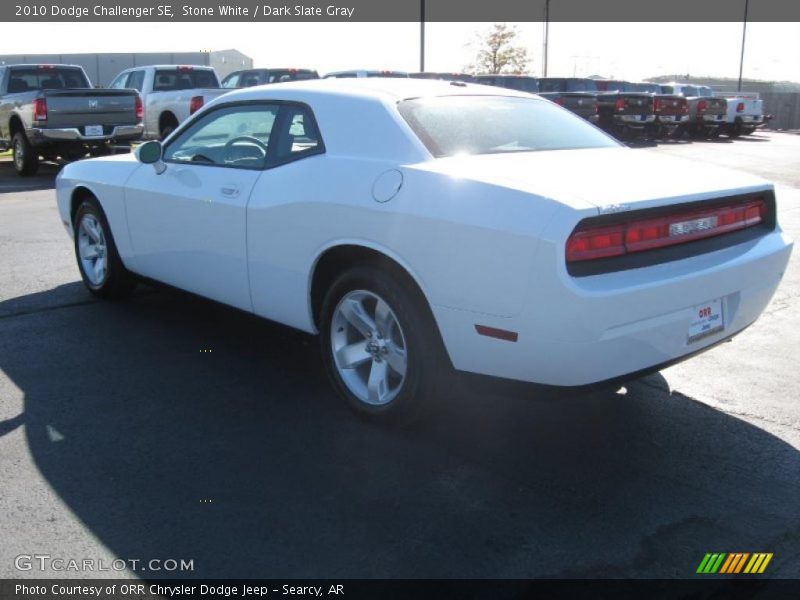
[
  {"x1": 697, "y1": 86, "x2": 714, "y2": 96},
  {"x1": 153, "y1": 68, "x2": 219, "y2": 91},
  {"x1": 398, "y1": 95, "x2": 618, "y2": 158},
  {"x1": 8, "y1": 67, "x2": 89, "y2": 91}
]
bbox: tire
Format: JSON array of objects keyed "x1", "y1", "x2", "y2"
[
  {"x1": 319, "y1": 265, "x2": 447, "y2": 425},
  {"x1": 73, "y1": 197, "x2": 136, "y2": 299},
  {"x1": 12, "y1": 132, "x2": 39, "y2": 176}
]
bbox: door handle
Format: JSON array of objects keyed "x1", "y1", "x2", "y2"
[{"x1": 220, "y1": 186, "x2": 240, "y2": 198}]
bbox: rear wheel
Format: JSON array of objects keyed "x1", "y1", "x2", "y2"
[
  {"x1": 320, "y1": 265, "x2": 446, "y2": 424},
  {"x1": 73, "y1": 197, "x2": 136, "y2": 298},
  {"x1": 12, "y1": 132, "x2": 39, "y2": 176}
]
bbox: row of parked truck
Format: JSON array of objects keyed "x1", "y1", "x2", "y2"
[{"x1": 0, "y1": 63, "x2": 767, "y2": 176}]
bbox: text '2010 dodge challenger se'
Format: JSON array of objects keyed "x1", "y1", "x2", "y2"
[{"x1": 56, "y1": 79, "x2": 793, "y2": 422}]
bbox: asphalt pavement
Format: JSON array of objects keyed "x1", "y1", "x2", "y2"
[{"x1": 0, "y1": 132, "x2": 798, "y2": 579}]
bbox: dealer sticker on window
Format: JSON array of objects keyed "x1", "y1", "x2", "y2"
[{"x1": 688, "y1": 298, "x2": 724, "y2": 343}]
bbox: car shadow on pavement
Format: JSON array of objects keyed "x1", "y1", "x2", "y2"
[
  {"x1": 0, "y1": 160, "x2": 60, "y2": 193},
  {"x1": 1, "y1": 283, "x2": 798, "y2": 578}
]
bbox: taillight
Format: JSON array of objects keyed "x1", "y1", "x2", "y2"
[
  {"x1": 566, "y1": 198, "x2": 767, "y2": 263},
  {"x1": 697, "y1": 100, "x2": 708, "y2": 113},
  {"x1": 33, "y1": 97, "x2": 47, "y2": 121},
  {"x1": 135, "y1": 95, "x2": 144, "y2": 120},
  {"x1": 736, "y1": 102, "x2": 745, "y2": 113},
  {"x1": 614, "y1": 97, "x2": 625, "y2": 111},
  {"x1": 189, "y1": 95, "x2": 204, "y2": 114},
  {"x1": 653, "y1": 97, "x2": 661, "y2": 113},
  {"x1": 680, "y1": 99, "x2": 689, "y2": 114}
]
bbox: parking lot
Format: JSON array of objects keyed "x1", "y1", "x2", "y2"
[{"x1": 0, "y1": 131, "x2": 798, "y2": 579}]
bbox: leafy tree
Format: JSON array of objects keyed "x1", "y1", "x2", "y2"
[{"x1": 466, "y1": 23, "x2": 531, "y2": 74}]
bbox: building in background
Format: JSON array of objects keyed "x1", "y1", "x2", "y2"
[{"x1": 0, "y1": 49, "x2": 253, "y2": 86}]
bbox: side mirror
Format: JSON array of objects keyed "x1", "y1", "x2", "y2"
[{"x1": 135, "y1": 140, "x2": 166, "y2": 174}]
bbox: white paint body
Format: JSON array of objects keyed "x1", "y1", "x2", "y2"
[{"x1": 56, "y1": 79, "x2": 793, "y2": 387}]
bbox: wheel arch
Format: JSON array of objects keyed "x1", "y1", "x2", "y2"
[
  {"x1": 308, "y1": 242, "x2": 433, "y2": 333},
  {"x1": 9, "y1": 114, "x2": 24, "y2": 137},
  {"x1": 69, "y1": 185, "x2": 103, "y2": 224}
]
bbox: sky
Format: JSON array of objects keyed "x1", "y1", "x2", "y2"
[{"x1": 2, "y1": 21, "x2": 798, "y2": 82}]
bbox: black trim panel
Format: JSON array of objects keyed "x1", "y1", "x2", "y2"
[{"x1": 567, "y1": 191, "x2": 776, "y2": 277}]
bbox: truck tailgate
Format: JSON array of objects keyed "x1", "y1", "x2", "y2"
[{"x1": 43, "y1": 90, "x2": 140, "y2": 130}]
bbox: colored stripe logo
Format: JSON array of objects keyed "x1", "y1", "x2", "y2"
[{"x1": 697, "y1": 553, "x2": 773, "y2": 574}]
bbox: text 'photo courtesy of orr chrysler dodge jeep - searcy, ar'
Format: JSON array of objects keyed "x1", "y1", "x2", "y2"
[{"x1": 55, "y1": 79, "x2": 793, "y2": 423}]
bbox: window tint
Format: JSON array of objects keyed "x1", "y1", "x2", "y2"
[
  {"x1": 153, "y1": 68, "x2": 219, "y2": 91},
  {"x1": 661, "y1": 85, "x2": 674, "y2": 94},
  {"x1": 222, "y1": 72, "x2": 240, "y2": 88},
  {"x1": 8, "y1": 67, "x2": 89, "y2": 92},
  {"x1": 501, "y1": 77, "x2": 539, "y2": 93},
  {"x1": 266, "y1": 70, "x2": 319, "y2": 83},
  {"x1": 127, "y1": 71, "x2": 144, "y2": 92},
  {"x1": 163, "y1": 104, "x2": 279, "y2": 170},
  {"x1": 273, "y1": 105, "x2": 323, "y2": 162},
  {"x1": 109, "y1": 73, "x2": 129, "y2": 89},
  {"x1": 399, "y1": 95, "x2": 618, "y2": 158}
]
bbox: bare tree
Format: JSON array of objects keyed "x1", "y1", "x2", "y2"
[{"x1": 465, "y1": 23, "x2": 531, "y2": 74}]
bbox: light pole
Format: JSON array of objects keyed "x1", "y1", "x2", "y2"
[
  {"x1": 738, "y1": 0, "x2": 749, "y2": 91},
  {"x1": 543, "y1": 0, "x2": 550, "y2": 76},
  {"x1": 420, "y1": 0, "x2": 425, "y2": 72}
]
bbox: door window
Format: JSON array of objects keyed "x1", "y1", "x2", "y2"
[{"x1": 163, "y1": 104, "x2": 279, "y2": 170}]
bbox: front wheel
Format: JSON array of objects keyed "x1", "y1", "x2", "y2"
[
  {"x1": 73, "y1": 197, "x2": 136, "y2": 298},
  {"x1": 320, "y1": 266, "x2": 446, "y2": 424}
]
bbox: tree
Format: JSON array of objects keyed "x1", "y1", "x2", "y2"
[{"x1": 466, "y1": 23, "x2": 531, "y2": 74}]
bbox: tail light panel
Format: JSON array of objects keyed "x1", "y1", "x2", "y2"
[
  {"x1": 697, "y1": 100, "x2": 708, "y2": 113},
  {"x1": 737, "y1": 102, "x2": 745, "y2": 113},
  {"x1": 566, "y1": 195, "x2": 773, "y2": 274},
  {"x1": 189, "y1": 95, "x2": 204, "y2": 114},
  {"x1": 33, "y1": 97, "x2": 47, "y2": 121},
  {"x1": 135, "y1": 95, "x2": 144, "y2": 121},
  {"x1": 614, "y1": 97, "x2": 625, "y2": 111}
]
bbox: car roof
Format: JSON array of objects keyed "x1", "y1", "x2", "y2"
[{"x1": 216, "y1": 77, "x2": 536, "y2": 104}]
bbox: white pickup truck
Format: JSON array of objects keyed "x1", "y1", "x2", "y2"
[
  {"x1": 109, "y1": 65, "x2": 228, "y2": 140},
  {"x1": 713, "y1": 91, "x2": 766, "y2": 137}
]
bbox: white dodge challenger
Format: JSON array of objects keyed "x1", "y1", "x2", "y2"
[{"x1": 56, "y1": 79, "x2": 793, "y2": 421}]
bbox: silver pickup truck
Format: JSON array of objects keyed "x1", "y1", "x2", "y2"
[
  {"x1": 0, "y1": 64, "x2": 143, "y2": 175},
  {"x1": 109, "y1": 65, "x2": 228, "y2": 140}
]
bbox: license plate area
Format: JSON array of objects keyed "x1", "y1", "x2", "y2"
[
  {"x1": 688, "y1": 298, "x2": 724, "y2": 343},
  {"x1": 85, "y1": 125, "x2": 104, "y2": 137}
]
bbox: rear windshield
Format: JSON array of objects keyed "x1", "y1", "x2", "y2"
[
  {"x1": 498, "y1": 77, "x2": 539, "y2": 93},
  {"x1": 398, "y1": 95, "x2": 618, "y2": 158},
  {"x1": 600, "y1": 80, "x2": 635, "y2": 92},
  {"x1": 633, "y1": 83, "x2": 660, "y2": 93},
  {"x1": 7, "y1": 67, "x2": 89, "y2": 92},
  {"x1": 538, "y1": 78, "x2": 597, "y2": 93},
  {"x1": 153, "y1": 68, "x2": 219, "y2": 91}
]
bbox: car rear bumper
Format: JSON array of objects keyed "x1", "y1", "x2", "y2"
[
  {"x1": 27, "y1": 124, "x2": 143, "y2": 144},
  {"x1": 616, "y1": 114, "x2": 656, "y2": 126},
  {"x1": 433, "y1": 229, "x2": 793, "y2": 386}
]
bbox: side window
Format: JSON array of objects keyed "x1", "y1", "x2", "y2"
[
  {"x1": 273, "y1": 105, "x2": 323, "y2": 164},
  {"x1": 127, "y1": 71, "x2": 145, "y2": 92},
  {"x1": 109, "y1": 73, "x2": 129, "y2": 89},
  {"x1": 163, "y1": 104, "x2": 279, "y2": 170},
  {"x1": 222, "y1": 73, "x2": 240, "y2": 88}
]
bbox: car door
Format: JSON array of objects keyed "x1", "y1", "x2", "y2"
[
  {"x1": 124, "y1": 102, "x2": 280, "y2": 311},
  {"x1": 246, "y1": 103, "x2": 326, "y2": 330}
]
